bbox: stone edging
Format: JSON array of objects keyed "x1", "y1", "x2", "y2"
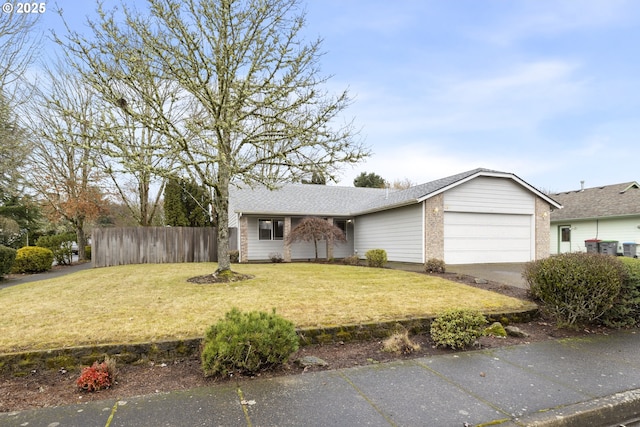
[{"x1": 0, "y1": 308, "x2": 538, "y2": 376}]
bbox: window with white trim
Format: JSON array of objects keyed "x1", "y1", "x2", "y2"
[{"x1": 258, "y1": 218, "x2": 284, "y2": 240}]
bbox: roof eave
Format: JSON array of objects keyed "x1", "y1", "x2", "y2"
[
  {"x1": 416, "y1": 170, "x2": 563, "y2": 208},
  {"x1": 353, "y1": 199, "x2": 419, "y2": 216},
  {"x1": 234, "y1": 210, "x2": 354, "y2": 217},
  {"x1": 551, "y1": 213, "x2": 640, "y2": 223}
]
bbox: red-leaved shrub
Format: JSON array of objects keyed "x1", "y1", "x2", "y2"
[{"x1": 76, "y1": 360, "x2": 114, "y2": 392}]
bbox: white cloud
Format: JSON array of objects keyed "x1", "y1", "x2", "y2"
[
  {"x1": 340, "y1": 59, "x2": 586, "y2": 143},
  {"x1": 474, "y1": 0, "x2": 634, "y2": 46}
]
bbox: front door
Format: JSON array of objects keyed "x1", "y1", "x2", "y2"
[{"x1": 559, "y1": 225, "x2": 572, "y2": 253}]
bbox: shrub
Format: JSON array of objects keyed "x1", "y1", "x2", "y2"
[
  {"x1": 601, "y1": 257, "x2": 640, "y2": 328},
  {"x1": 430, "y1": 309, "x2": 487, "y2": 350},
  {"x1": 365, "y1": 249, "x2": 387, "y2": 268},
  {"x1": 11, "y1": 246, "x2": 54, "y2": 274},
  {"x1": 229, "y1": 250, "x2": 239, "y2": 263},
  {"x1": 523, "y1": 252, "x2": 625, "y2": 328},
  {"x1": 269, "y1": 252, "x2": 283, "y2": 263},
  {"x1": 201, "y1": 308, "x2": 299, "y2": 377},
  {"x1": 382, "y1": 325, "x2": 420, "y2": 354},
  {"x1": 76, "y1": 356, "x2": 117, "y2": 392},
  {"x1": 85, "y1": 246, "x2": 92, "y2": 260},
  {"x1": 342, "y1": 254, "x2": 360, "y2": 266},
  {"x1": 36, "y1": 232, "x2": 76, "y2": 266},
  {"x1": 425, "y1": 258, "x2": 446, "y2": 274},
  {"x1": 0, "y1": 245, "x2": 17, "y2": 279}
]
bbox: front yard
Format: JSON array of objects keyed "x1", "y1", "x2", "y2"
[{"x1": 0, "y1": 263, "x2": 535, "y2": 353}]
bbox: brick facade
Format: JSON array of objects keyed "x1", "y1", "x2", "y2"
[
  {"x1": 283, "y1": 216, "x2": 292, "y2": 262},
  {"x1": 535, "y1": 197, "x2": 551, "y2": 260},
  {"x1": 424, "y1": 194, "x2": 444, "y2": 261}
]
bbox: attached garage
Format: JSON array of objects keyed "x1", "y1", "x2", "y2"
[{"x1": 444, "y1": 212, "x2": 533, "y2": 264}]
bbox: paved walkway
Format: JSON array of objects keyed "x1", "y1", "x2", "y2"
[
  {"x1": 3, "y1": 331, "x2": 640, "y2": 426},
  {"x1": 0, "y1": 262, "x2": 92, "y2": 290}
]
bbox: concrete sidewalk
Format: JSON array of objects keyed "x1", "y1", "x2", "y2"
[{"x1": 3, "y1": 331, "x2": 640, "y2": 427}]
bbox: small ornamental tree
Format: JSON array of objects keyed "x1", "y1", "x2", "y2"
[{"x1": 286, "y1": 217, "x2": 346, "y2": 261}]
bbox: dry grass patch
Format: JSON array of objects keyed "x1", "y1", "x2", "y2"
[{"x1": 0, "y1": 263, "x2": 535, "y2": 353}]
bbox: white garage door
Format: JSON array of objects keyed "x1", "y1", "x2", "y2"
[{"x1": 444, "y1": 212, "x2": 532, "y2": 264}]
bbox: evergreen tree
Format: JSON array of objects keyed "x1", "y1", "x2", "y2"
[
  {"x1": 164, "y1": 177, "x2": 213, "y2": 227},
  {"x1": 354, "y1": 172, "x2": 387, "y2": 188}
]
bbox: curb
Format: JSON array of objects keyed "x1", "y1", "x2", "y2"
[{"x1": 496, "y1": 389, "x2": 640, "y2": 426}]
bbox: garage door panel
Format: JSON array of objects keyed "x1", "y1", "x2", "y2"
[
  {"x1": 446, "y1": 237, "x2": 531, "y2": 251},
  {"x1": 446, "y1": 249, "x2": 531, "y2": 264},
  {"x1": 444, "y1": 212, "x2": 532, "y2": 264},
  {"x1": 446, "y1": 225, "x2": 530, "y2": 239}
]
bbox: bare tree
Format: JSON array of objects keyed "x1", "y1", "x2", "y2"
[
  {"x1": 28, "y1": 64, "x2": 107, "y2": 260},
  {"x1": 0, "y1": 92, "x2": 29, "y2": 198},
  {"x1": 0, "y1": 9, "x2": 41, "y2": 94},
  {"x1": 58, "y1": 0, "x2": 369, "y2": 274},
  {"x1": 0, "y1": 11, "x2": 40, "y2": 199},
  {"x1": 390, "y1": 178, "x2": 416, "y2": 190},
  {"x1": 286, "y1": 217, "x2": 346, "y2": 261},
  {"x1": 93, "y1": 82, "x2": 180, "y2": 226}
]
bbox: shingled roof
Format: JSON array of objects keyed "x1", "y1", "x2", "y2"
[
  {"x1": 550, "y1": 182, "x2": 640, "y2": 221},
  {"x1": 230, "y1": 168, "x2": 560, "y2": 217}
]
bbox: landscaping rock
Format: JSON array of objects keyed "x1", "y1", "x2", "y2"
[
  {"x1": 295, "y1": 356, "x2": 328, "y2": 368},
  {"x1": 474, "y1": 278, "x2": 488, "y2": 284},
  {"x1": 484, "y1": 322, "x2": 507, "y2": 338},
  {"x1": 505, "y1": 325, "x2": 529, "y2": 338}
]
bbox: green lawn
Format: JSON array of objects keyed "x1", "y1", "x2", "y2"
[{"x1": 0, "y1": 263, "x2": 535, "y2": 353}]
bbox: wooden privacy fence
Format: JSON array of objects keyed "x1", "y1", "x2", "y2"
[{"x1": 92, "y1": 227, "x2": 219, "y2": 268}]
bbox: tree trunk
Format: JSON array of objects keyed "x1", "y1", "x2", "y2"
[
  {"x1": 77, "y1": 226, "x2": 87, "y2": 261},
  {"x1": 139, "y1": 176, "x2": 149, "y2": 226},
  {"x1": 313, "y1": 238, "x2": 318, "y2": 261},
  {"x1": 215, "y1": 162, "x2": 231, "y2": 273}
]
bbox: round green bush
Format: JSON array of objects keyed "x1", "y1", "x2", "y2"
[
  {"x1": 0, "y1": 245, "x2": 17, "y2": 278},
  {"x1": 11, "y1": 246, "x2": 54, "y2": 274},
  {"x1": 430, "y1": 309, "x2": 487, "y2": 349},
  {"x1": 365, "y1": 249, "x2": 387, "y2": 268},
  {"x1": 601, "y1": 257, "x2": 640, "y2": 328},
  {"x1": 523, "y1": 252, "x2": 625, "y2": 328},
  {"x1": 201, "y1": 308, "x2": 299, "y2": 377}
]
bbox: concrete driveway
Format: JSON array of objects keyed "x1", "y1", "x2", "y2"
[{"x1": 447, "y1": 263, "x2": 528, "y2": 289}]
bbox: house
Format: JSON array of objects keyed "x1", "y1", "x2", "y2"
[
  {"x1": 550, "y1": 181, "x2": 640, "y2": 256},
  {"x1": 229, "y1": 168, "x2": 561, "y2": 265}
]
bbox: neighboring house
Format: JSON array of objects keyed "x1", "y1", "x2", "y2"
[
  {"x1": 229, "y1": 168, "x2": 561, "y2": 265},
  {"x1": 550, "y1": 181, "x2": 640, "y2": 256}
]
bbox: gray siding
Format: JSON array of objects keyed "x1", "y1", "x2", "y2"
[
  {"x1": 444, "y1": 176, "x2": 535, "y2": 214},
  {"x1": 246, "y1": 216, "x2": 286, "y2": 260},
  {"x1": 354, "y1": 204, "x2": 423, "y2": 263}
]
